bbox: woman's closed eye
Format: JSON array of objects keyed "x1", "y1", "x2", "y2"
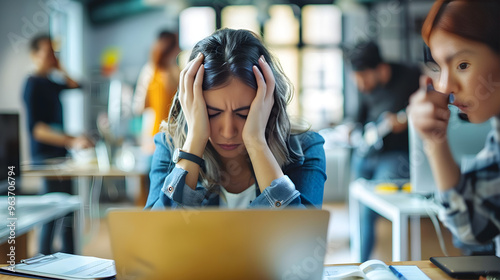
[
  {"x1": 208, "y1": 112, "x2": 221, "y2": 118},
  {"x1": 237, "y1": 113, "x2": 248, "y2": 119}
]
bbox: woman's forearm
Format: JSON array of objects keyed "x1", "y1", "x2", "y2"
[
  {"x1": 424, "y1": 139, "x2": 461, "y2": 191},
  {"x1": 176, "y1": 137, "x2": 206, "y2": 190},
  {"x1": 246, "y1": 140, "x2": 284, "y2": 192}
]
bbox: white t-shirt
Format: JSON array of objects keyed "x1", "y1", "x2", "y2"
[{"x1": 219, "y1": 184, "x2": 256, "y2": 209}]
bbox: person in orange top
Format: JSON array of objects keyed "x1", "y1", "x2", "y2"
[{"x1": 134, "y1": 31, "x2": 181, "y2": 153}]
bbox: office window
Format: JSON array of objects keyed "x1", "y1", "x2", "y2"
[
  {"x1": 301, "y1": 48, "x2": 343, "y2": 127},
  {"x1": 179, "y1": 7, "x2": 216, "y2": 51},
  {"x1": 271, "y1": 47, "x2": 300, "y2": 116},
  {"x1": 178, "y1": 7, "x2": 216, "y2": 67},
  {"x1": 302, "y1": 5, "x2": 342, "y2": 45},
  {"x1": 263, "y1": 5, "x2": 300, "y2": 117},
  {"x1": 264, "y1": 5, "x2": 299, "y2": 46},
  {"x1": 179, "y1": 4, "x2": 344, "y2": 129},
  {"x1": 221, "y1": 5, "x2": 260, "y2": 34},
  {"x1": 301, "y1": 48, "x2": 343, "y2": 89},
  {"x1": 301, "y1": 5, "x2": 343, "y2": 128}
]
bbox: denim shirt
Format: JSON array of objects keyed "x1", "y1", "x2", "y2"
[
  {"x1": 438, "y1": 116, "x2": 500, "y2": 255},
  {"x1": 145, "y1": 131, "x2": 327, "y2": 210}
]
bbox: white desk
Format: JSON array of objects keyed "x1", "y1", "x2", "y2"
[
  {"x1": 0, "y1": 194, "x2": 81, "y2": 255},
  {"x1": 349, "y1": 179, "x2": 437, "y2": 262},
  {"x1": 21, "y1": 162, "x2": 148, "y2": 206},
  {"x1": 21, "y1": 162, "x2": 148, "y2": 251}
]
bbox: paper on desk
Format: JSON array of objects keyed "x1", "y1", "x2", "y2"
[
  {"x1": 10, "y1": 252, "x2": 115, "y2": 280},
  {"x1": 323, "y1": 265, "x2": 365, "y2": 279},
  {"x1": 391, "y1": 266, "x2": 431, "y2": 280},
  {"x1": 322, "y1": 265, "x2": 430, "y2": 280}
]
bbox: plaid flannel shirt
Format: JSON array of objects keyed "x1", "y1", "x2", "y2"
[{"x1": 438, "y1": 117, "x2": 500, "y2": 256}]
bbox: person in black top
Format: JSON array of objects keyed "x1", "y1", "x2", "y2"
[
  {"x1": 23, "y1": 34, "x2": 92, "y2": 254},
  {"x1": 346, "y1": 41, "x2": 421, "y2": 261}
]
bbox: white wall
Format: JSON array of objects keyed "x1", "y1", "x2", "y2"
[
  {"x1": 0, "y1": 0, "x2": 53, "y2": 162},
  {"x1": 87, "y1": 8, "x2": 177, "y2": 85}
]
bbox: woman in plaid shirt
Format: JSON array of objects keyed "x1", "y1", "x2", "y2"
[{"x1": 408, "y1": 0, "x2": 500, "y2": 256}]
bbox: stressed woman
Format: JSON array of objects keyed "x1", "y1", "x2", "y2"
[
  {"x1": 145, "y1": 29, "x2": 326, "y2": 209},
  {"x1": 407, "y1": 0, "x2": 500, "y2": 255}
]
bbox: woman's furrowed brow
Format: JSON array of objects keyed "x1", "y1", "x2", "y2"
[
  {"x1": 206, "y1": 105, "x2": 223, "y2": 112},
  {"x1": 233, "y1": 106, "x2": 250, "y2": 112},
  {"x1": 206, "y1": 105, "x2": 250, "y2": 112}
]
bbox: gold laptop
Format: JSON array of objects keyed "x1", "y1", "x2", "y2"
[{"x1": 107, "y1": 209, "x2": 330, "y2": 280}]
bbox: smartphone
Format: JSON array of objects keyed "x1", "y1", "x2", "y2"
[{"x1": 430, "y1": 255, "x2": 500, "y2": 279}]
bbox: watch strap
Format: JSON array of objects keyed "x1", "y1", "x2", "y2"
[{"x1": 177, "y1": 149, "x2": 205, "y2": 168}]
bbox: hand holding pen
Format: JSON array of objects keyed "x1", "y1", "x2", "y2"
[{"x1": 407, "y1": 75, "x2": 451, "y2": 144}]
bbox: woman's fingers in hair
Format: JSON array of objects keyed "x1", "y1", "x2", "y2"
[
  {"x1": 179, "y1": 54, "x2": 199, "y2": 94},
  {"x1": 193, "y1": 63, "x2": 204, "y2": 98},
  {"x1": 244, "y1": 57, "x2": 276, "y2": 145},
  {"x1": 184, "y1": 53, "x2": 204, "y2": 98},
  {"x1": 253, "y1": 65, "x2": 266, "y2": 100},
  {"x1": 258, "y1": 55, "x2": 276, "y2": 100}
]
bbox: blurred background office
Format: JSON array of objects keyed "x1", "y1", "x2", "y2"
[
  {"x1": 0, "y1": 0, "x2": 435, "y2": 166},
  {"x1": 2, "y1": 0, "x2": 466, "y2": 262}
]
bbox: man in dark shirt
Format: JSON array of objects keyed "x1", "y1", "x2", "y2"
[
  {"x1": 23, "y1": 34, "x2": 92, "y2": 254},
  {"x1": 347, "y1": 41, "x2": 420, "y2": 261}
]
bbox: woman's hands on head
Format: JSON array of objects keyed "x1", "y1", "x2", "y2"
[
  {"x1": 242, "y1": 55, "x2": 284, "y2": 191},
  {"x1": 242, "y1": 56, "x2": 276, "y2": 148},
  {"x1": 178, "y1": 53, "x2": 209, "y2": 156},
  {"x1": 176, "y1": 53, "x2": 277, "y2": 157},
  {"x1": 407, "y1": 75, "x2": 451, "y2": 145}
]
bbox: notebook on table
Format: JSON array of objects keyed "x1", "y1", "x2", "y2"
[
  {"x1": 0, "y1": 252, "x2": 115, "y2": 280},
  {"x1": 107, "y1": 208, "x2": 330, "y2": 280}
]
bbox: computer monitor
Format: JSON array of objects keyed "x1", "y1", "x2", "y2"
[
  {"x1": 0, "y1": 113, "x2": 21, "y2": 194},
  {"x1": 409, "y1": 106, "x2": 491, "y2": 195}
]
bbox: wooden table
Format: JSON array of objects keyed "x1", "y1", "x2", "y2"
[
  {"x1": 326, "y1": 260, "x2": 473, "y2": 280},
  {"x1": 0, "y1": 261, "x2": 472, "y2": 279}
]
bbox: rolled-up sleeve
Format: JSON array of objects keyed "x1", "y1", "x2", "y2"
[
  {"x1": 146, "y1": 133, "x2": 208, "y2": 209},
  {"x1": 249, "y1": 132, "x2": 327, "y2": 209},
  {"x1": 250, "y1": 176, "x2": 301, "y2": 208}
]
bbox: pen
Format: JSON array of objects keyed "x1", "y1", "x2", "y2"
[
  {"x1": 20, "y1": 254, "x2": 57, "y2": 265},
  {"x1": 389, "y1": 265, "x2": 408, "y2": 280}
]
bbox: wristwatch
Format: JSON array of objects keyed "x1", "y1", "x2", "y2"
[{"x1": 173, "y1": 148, "x2": 205, "y2": 168}]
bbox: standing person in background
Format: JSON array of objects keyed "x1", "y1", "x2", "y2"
[
  {"x1": 23, "y1": 34, "x2": 92, "y2": 254},
  {"x1": 133, "y1": 30, "x2": 181, "y2": 154},
  {"x1": 407, "y1": 0, "x2": 500, "y2": 257},
  {"x1": 346, "y1": 41, "x2": 421, "y2": 261}
]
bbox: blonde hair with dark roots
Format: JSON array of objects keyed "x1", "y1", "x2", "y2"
[{"x1": 161, "y1": 28, "x2": 305, "y2": 190}]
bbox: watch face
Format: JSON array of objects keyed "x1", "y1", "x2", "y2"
[{"x1": 173, "y1": 148, "x2": 180, "y2": 163}]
